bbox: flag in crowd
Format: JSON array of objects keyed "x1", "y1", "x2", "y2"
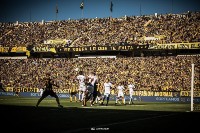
[
  {"x1": 80, "y1": 1, "x2": 84, "y2": 10},
  {"x1": 110, "y1": 1, "x2": 113, "y2": 12},
  {"x1": 56, "y1": 5, "x2": 58, "y2": 13}
]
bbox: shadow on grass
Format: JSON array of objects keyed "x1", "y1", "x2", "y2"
[{"x1": 1, "y1": 104, "x2": 200, "y2": 133}]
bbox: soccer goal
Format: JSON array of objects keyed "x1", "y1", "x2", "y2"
[
  {"x1": 191, "y1": 63, "x2": 200, "y2": 111},
  {"x1": 191, "y1": 64, "x2": 194, "y2": 111}
]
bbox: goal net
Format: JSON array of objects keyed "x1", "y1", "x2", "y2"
[{"x1": 191, "y1": 63, "x2": 200, "y2": 111}]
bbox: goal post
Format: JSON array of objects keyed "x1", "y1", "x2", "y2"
[{"x1": 191, "y1": 63, "x2": 194, "y2": 111}]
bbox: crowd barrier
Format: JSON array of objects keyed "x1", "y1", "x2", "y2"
[
  {"x1": 5, "y1": 87, "x2": 200, "y2": 97},
  {"x1": 1, "y1": 91, "x2": 200, "y2": 103}
]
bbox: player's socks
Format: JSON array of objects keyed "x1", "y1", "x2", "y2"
[
  {"x1": 70, "y1": 97, "x2": 72, "y2": 102},
  {"x1": 78, "y1": 92, "x2": 81, "y2": 101},
  {"x1": 129, "y1": 98, "x2": 132, "y2": 104},
  {"x1": 95, "y1": 98, "x2": 98, "y2": 103},
  {"x1": 106, "y1": 97, "x2": 109, "y2": 106},
  {"x1": 116, "y1": 98, "x2": 119, "y2": 104},
  {"x1": 103, "y1": 96, "x2": 105, "y2": 102},
  {"x1": 81, "y1": 93, "x2": 85, "y2": 101}
]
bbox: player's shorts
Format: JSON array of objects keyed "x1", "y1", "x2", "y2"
[
  {"x1": 85, "y1": 92, "x2": 92, "y2": 100},
  {"x1": 42, "y1": 89, "x2": 58, "y2": 98},
  {"x1": 86, "y1": 85, "x2": 94, "y2": 93},
  {"x1": 129, "y1": 91, "x2": 133, "y2": 95},
  {"x1": 78, "y1": 85, "x2": 86, "y2": 92},
  {"x1": 129, "y1": 91, "x2": 133, "y2": 98},
  {"x1": 117, "y1": 92, "x2": 124, "y2": 97},
  {"x1": 70, "y1": 91, "x2": 77, "y2": 96},
  {"x1": 97, "y1": 91, "x2": 102, "y2": 97},
  {"x1": 104, "y1": 93, "x2": 110, "y2": 97}
]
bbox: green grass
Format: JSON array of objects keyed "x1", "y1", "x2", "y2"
[
  {"x1": 0, "y1": 96, "x2": 192, "y2": 112},
  {"x1": 0, "y1": 96, "x2": 199, "y2": 133}
]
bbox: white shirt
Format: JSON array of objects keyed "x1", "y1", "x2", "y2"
[
  {"x1": 117, "y1": 85, "x2": 125, "y2": 94},
  {"x1": 104, "y1": 82, "x2": 112, "y2": 94},
  {"x1": 77, "y1": 75, "x2": 86, "y2": 86},
  {"x1": 128, "y1": 84, "x2": 135, "y2": 93},
  {"x1": 89, "y1": 75, "x2": 98, "y2": 86}
]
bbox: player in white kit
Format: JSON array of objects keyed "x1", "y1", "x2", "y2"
[
  {"x1": 76, "y1": 71, "x2": 86, "y2": 102},
  {"x1": 127, "y1": 80, "x2": 135, "y2": 105},
  {"x1": 88, "y1": 72, "x2": 100, "y2": 106},
  {"x1": 82, "y1": 77, "x2": 94, "y2": 106},
  {"x1": 115, "y1": 82, "x2": 126, "y2": 105},
  {"x1": 102, "y1": 78, "x2": 114, "y2": 106}
]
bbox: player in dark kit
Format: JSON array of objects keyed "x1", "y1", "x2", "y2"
[
  {"x1": 0, "y1": 79, "x2": 6, "y2": 92},
  {"x1": 36, "y1": 77, "x2": 63, "y2": 108},
  {"x1": 89, "y1": 72, "x2": 102, "y2": 106},
  {"x1": 82, "y1": 78, "x2": 93, "y2": 106}
]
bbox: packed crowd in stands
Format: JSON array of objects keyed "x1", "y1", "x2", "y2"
[
  {"x1": 0, "y1": 11, "x2": 200, "y2": 48},
  {"x1": 0, "y1": 11, "x2": 200, "y2": 93},
  {"x1": 0, "y1": 56, "x2": 199, "y2": 92}
]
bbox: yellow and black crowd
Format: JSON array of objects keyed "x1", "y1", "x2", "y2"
[
  {"x1": 0, "y1": 56, "x2": 199, "y2": 93},
  {"x1": 0, "y1": 11, "x2": 199, "y2": 48},
  {"x1": 0, "y1": 11, "x2": 200, "y2": 94}
]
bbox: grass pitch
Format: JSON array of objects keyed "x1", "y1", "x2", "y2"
[{"x1": 0, "y1": 96, "x2": 199, "y2": 133}]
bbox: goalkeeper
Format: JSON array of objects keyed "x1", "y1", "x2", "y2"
[{"x1": 36, "y1": 74, "x2": 63, "y2": 108}]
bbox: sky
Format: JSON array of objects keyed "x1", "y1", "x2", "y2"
[{"x1": 0, "y1": 0, "x2": 200, "y2": 22}]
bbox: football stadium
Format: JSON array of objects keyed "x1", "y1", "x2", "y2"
[{"x1": 0, "y1": 0, "x2": 200, "y2": 132}]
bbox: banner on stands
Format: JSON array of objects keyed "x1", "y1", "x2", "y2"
[
  {"x1": 149, "y1": 42, "x2": 200, "y2": 49},
  {"x1": 11, "y1": 47, "x2": 27, "y2": 52},
  {"x1": 0, "y1": 47, "x2": 9, "y2": 53}
]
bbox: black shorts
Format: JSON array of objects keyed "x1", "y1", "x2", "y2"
[
  {"x1": 70, "y1": 92, "x2": 77, "y2": 96},
  {"x1": 97, "y1": 91, "x2": 101, "y2": 97},
  {"x1": 42, "y1": 90, "x2": 58, "y2": 98},
  {"x1": 85, "y1": 91, "x2": 92, "y2": 100}
]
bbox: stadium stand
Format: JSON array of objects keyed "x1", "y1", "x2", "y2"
[
  {"x1": 0, "y1": 56, "x2": 199, "y2": 93},
  {"x1": 0, "y1": 11, "x2": 200, "y2": 95},
  {"x1": 0, "y1": 11, "x2": 199, "y2": 48}
]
